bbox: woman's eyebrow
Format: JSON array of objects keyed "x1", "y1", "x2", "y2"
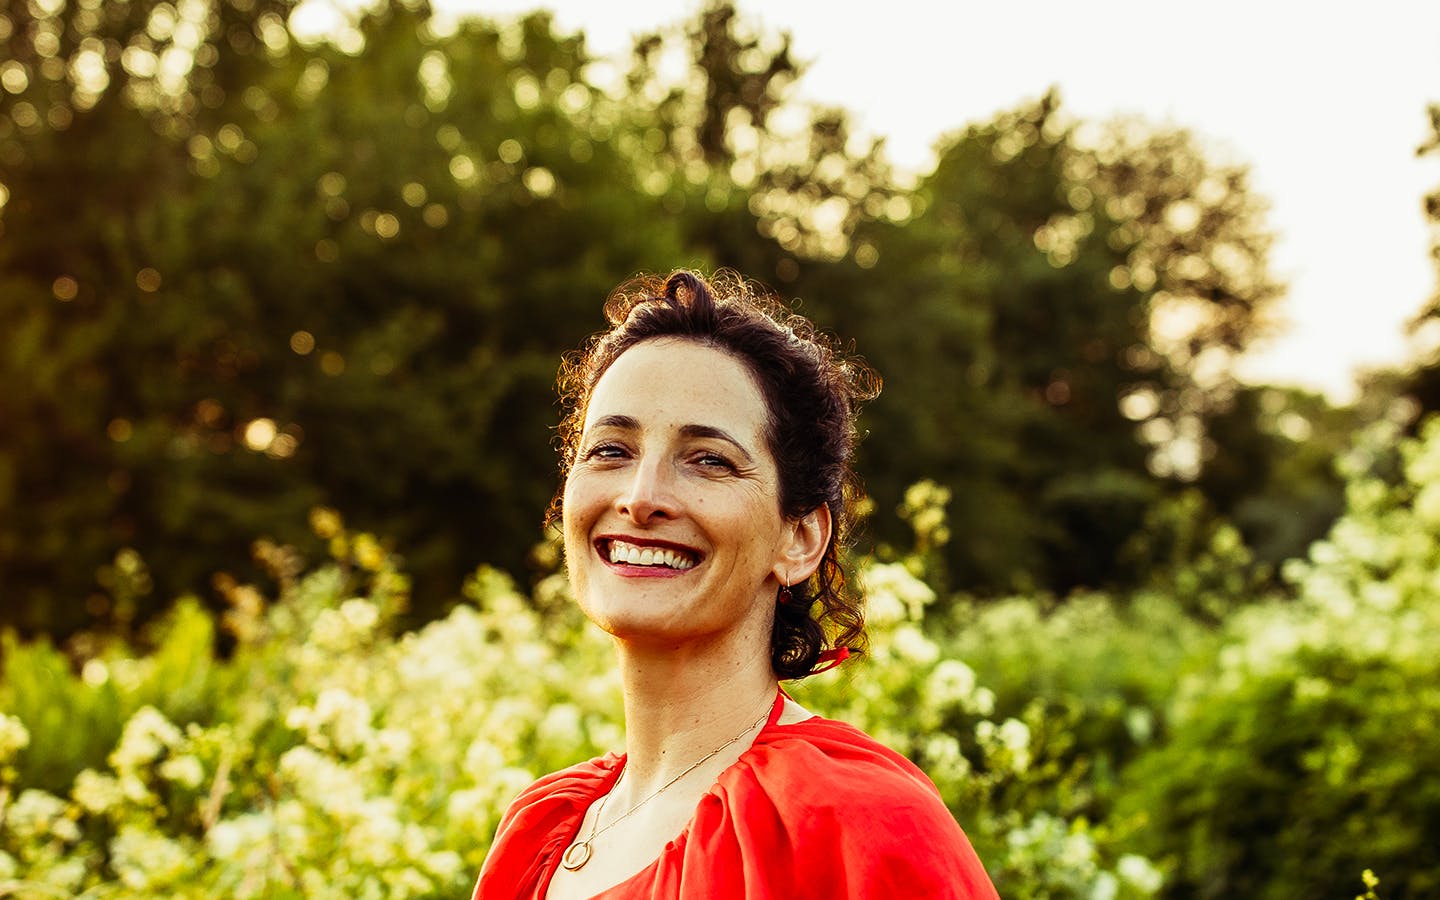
[
  {"x1": 679, "y1": 424, "x2": 756, "y2": 463},
  {"x1": 591, "y1": 414, "x2": 639, "y2": 431}
]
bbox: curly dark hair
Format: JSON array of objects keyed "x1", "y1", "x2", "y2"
[{"x1": 549, "y1": 269, "x2": 880, "y2": 679}]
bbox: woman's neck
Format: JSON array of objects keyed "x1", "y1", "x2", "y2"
[{"x1": 613, "y1": 637, "x2": 778, "y2": 800}]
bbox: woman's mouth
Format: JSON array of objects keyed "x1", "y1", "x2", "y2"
[{"x1": 601, "y1": 538, "x2": 699, "y2": 571}]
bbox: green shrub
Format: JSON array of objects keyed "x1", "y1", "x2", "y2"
[
  {"x1": 1, "y1": 592, "x2": 225, "y2": 795},
  {"x1": 1114, "y1": 419, "x2": 1440, "y2": 898},
  {"x1": 9, "y1": 415, "x2": 1440, "y2": 898},
  {"x1": 0, "y1": 509, "x2": 1159, "y2": 897}
]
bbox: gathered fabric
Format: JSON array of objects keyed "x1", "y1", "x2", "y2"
[{"x1": 473, "y1": 692, "x2": 1000, "y2": 899}]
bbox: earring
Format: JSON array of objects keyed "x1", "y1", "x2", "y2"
[{"x1": 777, "y1": 582, "x2": 791, "y2": 604}]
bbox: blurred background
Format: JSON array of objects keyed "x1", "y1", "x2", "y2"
[{"x1": 2, "y1": 0, "x2": 1440, "y2": 896}]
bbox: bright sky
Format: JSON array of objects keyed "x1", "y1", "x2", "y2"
[{"x1": 422, "y1": 0, "x2": 1440, "y2": 401}]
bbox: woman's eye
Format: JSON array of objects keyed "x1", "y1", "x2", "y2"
[
  {"x1": 583, "y1": 443, "x2": 627, "y2": 461},
  {"x1": 695, "y1": 452, "x2": 736, "y2": 470}
]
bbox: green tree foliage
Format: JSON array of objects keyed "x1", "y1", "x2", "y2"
[
  {"x1": 0, "y1": 0, "x2": 688, "y2": 633},
  {"x1": 1194, "y1": 385, "x2": 1352, "y2": 569},
  {"x1": 1402, "y1": 99, "x2": 1440, "y2": 417},
  {"x1": 813, "y1": 95, "x2": 1282, "y2": 593},
  {"x1": 1, "y1": 0, "x2": 1298, "y2": 639}
]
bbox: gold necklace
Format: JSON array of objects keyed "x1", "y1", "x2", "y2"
[{"x1": 560, "y1": 698, "x2": 774, "y2": 871}]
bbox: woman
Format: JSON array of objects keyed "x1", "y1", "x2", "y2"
[{"x1": 474, "y1": 270, "x2": 997, "y2": 898}]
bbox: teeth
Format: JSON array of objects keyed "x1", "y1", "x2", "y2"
[{"x1": 607, "y1": 540, "x2": 696, "y2": 570}]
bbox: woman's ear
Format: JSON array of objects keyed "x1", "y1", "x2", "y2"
[{"x1": 774, "y1": 504, "x2": 833, "y2": 585}]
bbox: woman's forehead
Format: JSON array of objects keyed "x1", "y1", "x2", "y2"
[{"x1": 583, "y1": 339, "x2": 768, "y2": 440}]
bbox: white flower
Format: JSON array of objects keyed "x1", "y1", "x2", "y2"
[
  {"x1": 536, "y1": 703, "x2": 584, "y2": 751},
  {"x1": 51, "y1": 815, "x2": 81, "y2": 843},
  {"x1": 383, "y1": 866, "x2": 435, "y2": 895},
  {"x1": 865, "y1": 587, "x2": 908, "y2": 627},
  {"x1": 278, "y1": 746, "x2": 366, "y2": 816},
  {"x1": 110, "y1": 706, "x2": 183, "y2": 772},
  {"x1": 5, "y1": 789, "x2": 66, "y2": 841},
  {"x1": 118, "y1": 773, "x2": 153, "y2": 804},
  {"x1": 288, "y1": 688, "x2": 375, "y2": 754},
  {"x1": 41, "y1": 857, "x2": 88, "y2": 893},
  {"x1": 206, "y1": 811, "x2": 274, "y2": 863},
  {"x1": 81, "y1": 658, "x2": 110, "y2": 687},
  {"x1": 1090, "y1": 871, "x2": 1119, "y2": 900},
  {"x1": 861, "y1": 562, "x2": 935, "y2": 625},
  {"x1": 370, "y1": 727, "x2": 415, "y2": 766},
  {"x1": 1125, "y1": 707, "x2": 1154, "y2": 743},
  {"x1": 973, "y1": 687, "x2": 996, "y2": 717},
  {"x1": 921, "y1": 734, "x2": 970, "y2": 786},
  {"x1": 309, "y1": 599, "x2": 380, "y2": 652},
  {"x1": 999, "y1": 718, "x2": 1033, "y2": 773},
  {"x1": 340, "y1": 597, "x2": 380, "y2": 632},
  {"x1": 978, "y1": 718, "x2": 1032, "y2": 774},
  {"x1": 0, "y1": 713, "x2": 30, "y2": 763},
  {"x1": 446, "y1": 787, "x2": 490, "y2": 829},
  {"x1": 927, "y1": 659, "x2": 978, "y2": 708},
  {"x1": 159, "y1": 754, "x2": 205, "y2": 789},
  {"x1": 1117, "y1": 854, "x2": 1164, "y2": 893},
  {"x1": 892, "y1": 625, "x2": 940, "y2": 665},
  {"x1": 110, "y1": 825, "x2": 194, "y2": 889}
]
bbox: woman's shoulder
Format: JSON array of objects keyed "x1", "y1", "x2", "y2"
[
  {"x1": 694, "y1": 714, "x2": 998, "y2": 898},
  {"x1": 744, "y1": 713, "x2": 945, "y2": 811},
  {"x1": 724, "y1": 712, "x2": 956, "y2": 832},
  {"x1": 500, "y1": 752, "x2": 622, "y2": 825}
]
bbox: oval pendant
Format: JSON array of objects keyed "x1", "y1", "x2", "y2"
[{"x1": 561, "y1": 840, "x2": 592, "y2": 871}]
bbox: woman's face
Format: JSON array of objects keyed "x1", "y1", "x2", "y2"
[{"x1": 562, "y1": 338, "x2": 810, "y2": 653}]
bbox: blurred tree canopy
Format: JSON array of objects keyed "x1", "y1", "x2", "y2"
[
  {"x1": 1, "y1": 0, "x2": 1328, "y2": 638},
  {"x1": 1403, "y1": 99, "x2": 1440, "y2": 416}
]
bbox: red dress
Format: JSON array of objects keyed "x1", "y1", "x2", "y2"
[{"x1": 473, "y1": 693, "x2": 999, "y2": 899}]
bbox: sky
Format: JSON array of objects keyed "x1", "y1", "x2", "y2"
[{"x1": 413, "y1": 0, "x2": 1440, "y2": 401}]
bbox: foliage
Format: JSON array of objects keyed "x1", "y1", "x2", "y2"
[
  {"x1": 1402, "y1": 99, "x2": 1440, "y2": 423},
  {"x1": 1194, "y1": 385, "x2": 1352, "y2": 569},
  {"x1": 804, "y1": 93, "x2": 1284, "y2": 595},
  {"x1": 1113, "y1": 418, "x2": 1440, "y2": 899},
  {"x1": 6, "y1": 411, "x2": 1440, "y2": 895},
  {"x1": 0, "y1": 0, "x2": 1305, "y2": 641},
  {"x1": 0, "y1": 0, "x2": 696, "y2": 635},
  {"x1": 0, "y1": 514, "x2": 621, "y2": 897},
  {"x1": 0, "y1": 504, "x2": 1161, "y2": 898}
]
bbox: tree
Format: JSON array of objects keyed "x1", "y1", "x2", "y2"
[
  {"x1": 1, "y1": 0, "x2": 1291, "y2": 638},
  {"x1": 1402, "y1": 100, "x2": 1440, "y2": 418},
  {"x1": 810, "y1": 94, "x2": 1282, "y2": 593},
  {"x1": 0, "y1": 0, "x2": 303, "y2": 634},
  {"x1": 0, "y1": 0, "x2": 690, "y2": 634}
]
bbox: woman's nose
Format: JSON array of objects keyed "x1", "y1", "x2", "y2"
[{"x1": 616, "y1": 458, "x2": 676, "y2": 522}]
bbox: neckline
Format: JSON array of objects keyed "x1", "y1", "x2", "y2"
[
  {"x1": 549, "y1": 689, "x2": 794, "y2": 898},
  {"x1": 764, "y1": 686, "x2": 788, "y2": 728}
]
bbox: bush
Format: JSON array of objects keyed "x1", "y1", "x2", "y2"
[
  {"x1": 0, "y1": 507, "x2": 1159, "y2": 897},
  {"x1": 1114, "y1": 420, "x2": 1440, "y2": 898},
  {"x1": 6, "y1": 418, "x2": 1440, "y2": 897}
]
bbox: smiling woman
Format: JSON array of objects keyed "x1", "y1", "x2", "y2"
[{"x1": 472, "y1": 271, "x2": 999, "y2": 899}]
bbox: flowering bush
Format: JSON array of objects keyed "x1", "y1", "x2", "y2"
[
  {"x1": 1112, "y1": 420, "x2": 1440, "y2": 898},
  {"x1": 6, "y1": 421, "x2": 1440, "y2": 897},
  {"x1": 0, "y1": 503, "x2": 1159, "y2": 897}
]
